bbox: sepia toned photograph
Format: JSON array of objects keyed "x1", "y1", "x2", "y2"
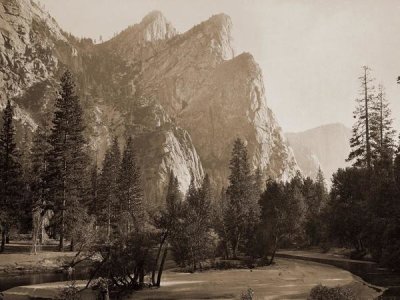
[{"x1": 0, "y1": 0, "x2": 400, "y2": 299}]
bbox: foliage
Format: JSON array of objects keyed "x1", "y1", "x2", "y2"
[
  {"x1": 370, "y1": 84, "x2": 396, "y2": 161},
  {"x1": 347, "y1": 66, "x2": 375, "y2": 169},
  {"x1": 47, "y1": 70, "x2": 89, "y2": 251},
  {"x1": 257, "y1": 177, "x2": 303, "y2": 264},
  {"x1": 0, "y1": 99, "x2": 24, "y2": 252},
  {"x1": 308, "y1": 284, "x2": 356, "y2": 300},
  {"x1": 225, "y1": 138, "x2": 261, "y2": 258},
  {"x1": 169, "y1": 175, "x2": 215, "y2": 271},
  {"x1": 326, "y1": 167, "x2": 369, "y2": 252},
  {"x1": 149, "y1": 172, "x2": 185, "y2": 286},
  {"x1": 117, "y1": 136, "x2": 144, "y2": 232},
  {"x1": 58, "y1": 281, "x2": 81, "y2": 300},
  {"x1": 92, "y1": 229, "x2": 158, "y2": 290},
  {"x1": 240, "y1": 288, "x2": 255, "y2": 300},
  {"x1": 97, "y1": 137, "x2": 120, "y2": 239}
]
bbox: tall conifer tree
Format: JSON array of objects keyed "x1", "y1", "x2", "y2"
[
  {"x1": 225, "y1": 138, "x2": 260, "y2": 258},
  {"x1": 97, "y1": 137, "x2": 120, "y2": 240},
  {"x1": 0, "y1": 99, "x2": 23, "y2": 252},
  {"x1": 47, "y1": 70, "x2": 88, "y2": 251},
  {"x1": 348, "y1": 66, "x2": 375, "y2": 169},
  {"x1": 117, "y1": 137, "x2": 144, "y2": 232},
  {"x1": 370, "y1": 84, "x2": 396, "y2": 162}
]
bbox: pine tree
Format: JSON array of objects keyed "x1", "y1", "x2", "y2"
[
  {"x1": 394, "y1": 144, "x2": 400, "y2": 187},
  {"x1": 179, "y1": 174, "x2": 213, "y2": 270},
  {"x1": 30, "y1": 126, "x2": 51, "y2": 252},
  {"x1": 303, "y1": 168, "x2": 328, "y2": 246},
  {"x1": 370, "y1": 84, "x2": 396, "y2": 162},
  {"x1": 97, "y1": 137, "x2": 120, "y2": 240},
  {"x1": 117, "y1": 137, "x2": 144, "y2": 232},
  {"x1": 315, "y1": 167, "x2": 328, "y2": 212},
  {"x1": 0, "y1": 99, "x2": 23, "y2": 252},
  {"x1": 225, "y1": 138, "x2": 260, "y2": 258},
  {"x1": 47, "y1": 70, "x2": 88, "y2": 251},
  {"x1": 88, "y1": 162, "x2": 98, "y2": 216},
  {"x1": 347, "y1": 66, "x2": 375, "y2": 169},
  {"x1": 19, "y1": 126, "x2": 33, "y2": 233}
]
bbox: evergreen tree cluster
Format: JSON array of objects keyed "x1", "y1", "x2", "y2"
[
  {"x1": 326, "y1": 66, "x2": 400, "y2": 269},
  {"x1": 348, "y1": 66, "x2": 396, "y2": 169},
  {"x1": 0, "y1": 99, "x2": 24, "y2": 252}
]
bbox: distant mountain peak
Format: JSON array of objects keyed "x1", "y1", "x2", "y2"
[
  {"x1": 207, "y1": 13, "x2": 232, "y2": 28},
  {"x1": 139, "y1": 10, "x2": 177, "y2": 42},
  {"x1": 177, "y1": 12, "x2": 234, "y2": 61},
  {"x1": 286, "y1": 122, "x2": 351, "y2": 183},
  {"x1": 141, "y1": 10, "x2": 165, "y2": 23}
]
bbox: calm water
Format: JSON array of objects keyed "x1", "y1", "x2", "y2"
[{"x1": 0, "y1": 270, "x2": 89, "y2": 292}]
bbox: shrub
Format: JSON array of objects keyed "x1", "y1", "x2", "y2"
[
  {"x1": 308, "y1": 284, "x2": 356, "y2": 300},
  {"x1": 212, "y1": 259, "x2": 243, "y2": 270},
  {"x1": 240, "y1": 288, "x2": 254, "y2": 300},
  {"x1": 58, "y1": 281, "x2": 81, "y2": 300}
]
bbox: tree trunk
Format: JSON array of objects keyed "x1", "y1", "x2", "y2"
[
  {"x1": 152, "y1": 233, "x2": 167, "y2": 285},
  {"x1": 59, "y1": 208, "x2": 64, "y2": 252},
  {"x1": 139, "y1": 265, "x2": 145, "y2": 286},
  {"x1": 70, "y1": 238, "x2": 74, "y2": 252},
  {"x1": 363, "y1": 66, "x2": 371, "y2": 170},
  {"x1": 1, "y1": 227, "x2": 6, "y2": 253},
  {"x1": 232, "y1": 232, "x2": 241, "y2": 259},
  {"x1": 269, "y1": 236, "x2": 279, "y2": 265},
  {"x1": 107, "y1": 202, "x2": 111, "y2": 242},
  {"x1": 224, "y1": 240, "x2": 230, "y2": 259},
  {"x1": 156, "y1": 246, "x2": 168, "y2": 287}
]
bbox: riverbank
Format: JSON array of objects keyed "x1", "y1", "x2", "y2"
[{"x1": 276, "y1": 250, "x2": 400, "y2": 298}]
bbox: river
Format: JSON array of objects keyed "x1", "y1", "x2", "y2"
[{"x1": 0, "y1": 269, "x2": 89, "y2": 293}]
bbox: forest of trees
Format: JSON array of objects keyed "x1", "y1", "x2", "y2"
[{"x1": 0, "y1": 67, "x2": 400, "y2": 295}]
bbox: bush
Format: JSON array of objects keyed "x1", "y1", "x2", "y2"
[
  {"x1": 240, "y1": 288, "x2": 254, "y2": 300},
  {"x1": 308, "y1": 284, "x2": 356, "y2": 300},
  {"x1": 58, "y1": 281, "x2": 81, "y2": 300},
  {"x1": 212, "y1": 259, "x2": 243, "y2": 270}
]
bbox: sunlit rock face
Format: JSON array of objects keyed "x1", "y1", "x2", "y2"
[
  {"x1": 177, "y1": 53, "x2": 299, "y2": 187},
  {"x1": 135, "y1": 13, "x2": 235, "y2": 117},
  {"x1": 128, "y1": 15, "x2": 298, "y2": 187},
  {"x1": 1, "y1": 3, "x2": 299, "y2": 204},
  {"x1": 102, "y1": 10, "x2": 177, "y2": 63},
  {"x1": 0, "y1": 0, "x2": 70, "y2": 128}
]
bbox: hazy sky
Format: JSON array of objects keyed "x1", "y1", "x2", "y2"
[{"x1": 39, "y1": 0, "x2": 400, "y2": 132}]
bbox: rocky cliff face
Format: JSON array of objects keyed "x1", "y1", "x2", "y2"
[
  {"x1": 102, "y1": 10, "x2": 177, "y2": 63},
  {"x1": 178, "y1": 53, "x2": 298, "y2": 185},
  {"x1": 286, "y1": 123, "x2": 351, "y2": 183},
  {"x1": 1, "y1": 1, "x2": 299, "y2": 203},
  {"x1": 0, "y1": 1, "x2": 204, "y2": 204},
  {"x1": 130, "y1": 14, "x2": 298, "y2": 187}
]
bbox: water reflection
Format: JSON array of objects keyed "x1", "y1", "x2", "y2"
[{"x1": 0, "y1": 270, "x2": 88, "y2": 292}]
